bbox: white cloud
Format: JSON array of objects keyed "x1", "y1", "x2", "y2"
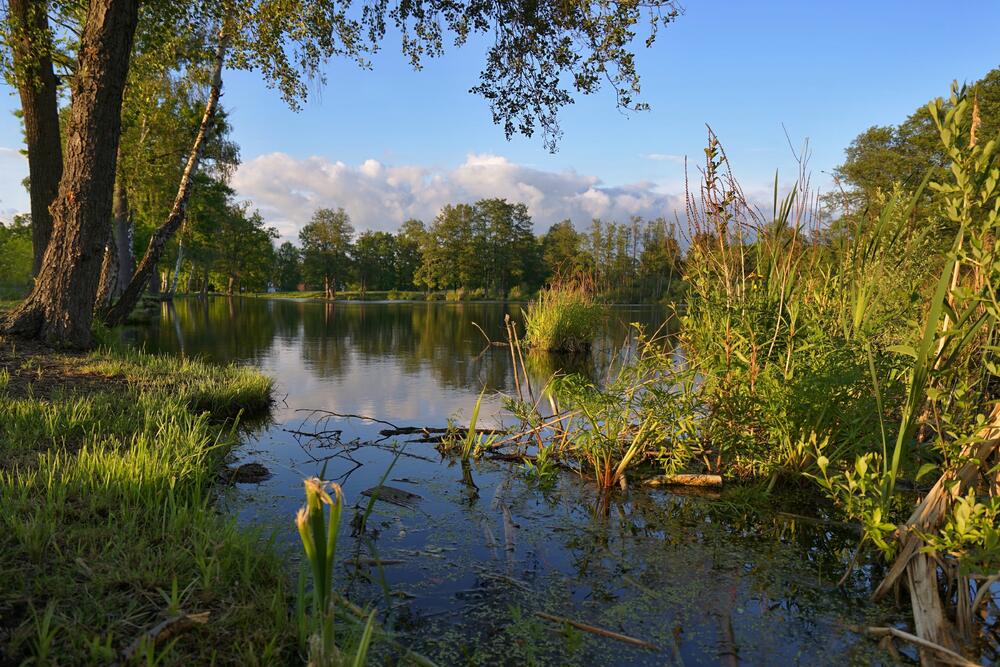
[
  {"x1": 642, "y1": 153, "x2": 686, "y2": 164},
  {"x1": 232, "y1": 152, "x2": 685, "y2": 243}
]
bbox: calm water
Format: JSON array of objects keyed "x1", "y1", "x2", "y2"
[{"x1": 121, "y1": 297, "x2": 900, "y2": 665}]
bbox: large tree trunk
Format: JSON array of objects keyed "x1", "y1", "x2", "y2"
[
  {"x1": 3, "y1": 0, "x2": 139, "y2": 348},
  {"x1": 103, "y1": 29, "x2": 228, "y2": 327},
  {"x1": 9, "y1": 0, "x2": 64, "y2": 276}
]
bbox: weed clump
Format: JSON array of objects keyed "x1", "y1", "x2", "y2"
[{"x1": 523, "y1": 278, "x2": 604, "y2": 352}]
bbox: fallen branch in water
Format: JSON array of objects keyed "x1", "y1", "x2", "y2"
[
  {"x1": 534, "y1": 611, "x2": 660, "y2": 651},
  {"x1": 379, "y1": 426, "x2": 502, "y2": 438},
  {"x1": 861, "y1": 626, "x2": 978, "y2": 666},
  {"x1": 296, "y1": 408, "x2": 400, "y2": 430},
  {"x1": 644, "y1": 473, "x2": 722, "y2": 488}
]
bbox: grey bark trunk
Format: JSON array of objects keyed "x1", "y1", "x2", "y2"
[
  {"x1": 113, "y1": 166, "x2": 134, "y2": 294},
  {"x1": 3, "y1": 0, "x2": 139, "y2": 348},
  {"x1": 103, "y1": 28, "x2": 227, "y2": 327}
]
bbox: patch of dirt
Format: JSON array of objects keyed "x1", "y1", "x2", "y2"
[{"x1": 0, "y1": 338, "x2": 129, "y2": 400}]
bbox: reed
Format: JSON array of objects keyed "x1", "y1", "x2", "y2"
[{"x1": 523, "y1": 277, "x2": 604, "y2": 352}]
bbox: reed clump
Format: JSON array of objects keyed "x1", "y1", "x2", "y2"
[{"x1": 523, "y1": 277, "x2": 604, "y2": 352}]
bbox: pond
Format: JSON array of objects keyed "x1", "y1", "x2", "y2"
[{"x1": 121, "y1": 296, "x2": 903, "y2": 665}]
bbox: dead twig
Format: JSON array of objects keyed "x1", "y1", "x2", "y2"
[
  {"x1": 534, "y1": 611, "x2": 660, "y2": 652},
  {"x1": 119, "y1": 612, "x2": 210, "y2": 663},
  {"x1": 862, "y1": 626, "x2": 978, "y2": 667}
]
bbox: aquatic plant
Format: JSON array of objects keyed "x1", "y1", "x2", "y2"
[
  {"x1": 676, "y1": 85, "x2": 1000, "y2": 658},
  {"x1": 295, "y1": 477, "x2": 376, "y2": 666},
  {"x1": 523, "y1": 277, "x2": 604, "y2": 352}
]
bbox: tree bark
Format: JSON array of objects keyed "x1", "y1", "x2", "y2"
[
  {"x1": 3, "y1": 0, "x2": 139, "y2": 348},
  {"x1": 113, "y1": 162, "x2": 134, "y2": 294},
  {"x1": 95, "y1": 227, "x2": 118, "y2": 311},
  {"x1": 8, "y1": 0, "x2": 64, "y2": 276},
  {"x1": 168, "y1": 241, "x2": 184, "y2": 296},
  {"x1": 103, "y1": 29, "x2": 228, "y2": 327}
]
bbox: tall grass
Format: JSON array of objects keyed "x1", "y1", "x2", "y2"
[
  {"x1": 675, "y1": 87, "x2": 1000, "y2": 654},
  {"x1": 0, "y1": 347, "x2": 292, "y2": 664},
  {"x1": 523, "y1": 277, "x2": 604, "y2": 352}
]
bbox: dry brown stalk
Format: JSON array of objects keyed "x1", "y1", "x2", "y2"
[
  {"x1": 534, "y1": 612, "x2": 659, "y2": 651},
  {"x1": 863, "y1": 626, "x2": 979, "y2": 667}
]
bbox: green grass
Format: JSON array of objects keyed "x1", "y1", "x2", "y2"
[
  {"x1": 0, "y1": 345, "x2": 299, "y2": 665},
  {"x1": 523, "y1": 279, "x2": 604, "y2": 352}
]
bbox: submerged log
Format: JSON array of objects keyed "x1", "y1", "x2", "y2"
[{"x1": 644, "y1": 473, "x2": 723, "y2": 488}]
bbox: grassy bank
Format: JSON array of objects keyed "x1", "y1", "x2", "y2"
[{"x1": 0, "y1": 342, "x2": 298, "y2": 664}]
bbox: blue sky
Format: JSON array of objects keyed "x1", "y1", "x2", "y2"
[{"x1": 1, "y1": 0, "x2": 998, "y2": 239}]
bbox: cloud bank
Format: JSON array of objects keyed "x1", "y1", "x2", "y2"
[{"x1": 232, "y1": 153, "x2": 685, "y2": 243}]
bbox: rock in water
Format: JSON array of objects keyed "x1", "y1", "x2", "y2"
[
  {"x1": 230, "y1": 462, "x2": 272, "y2": 483},
  {"x1": 361, "y1": 485, "x2": 421, "y2": 509}
]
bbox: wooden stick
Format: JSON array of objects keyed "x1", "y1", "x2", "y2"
[
  {"x1": 644, "y1": 473, "x2": 723, "y2": 488},
  {"x1": 120, "y1": 611, "x2": 210, "y2": 663},
  {"x1": 534, "y1": 612, "x2": 660, "y2": 651},
  {"x1": 863, "y1": 626, "x2": 978, "y2": 666}
]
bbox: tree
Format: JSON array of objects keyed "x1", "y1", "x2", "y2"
[
  {"x1": 2, "y1": 0, "x2": 681, "y2": 346},
  {"x1": 6, "y1": 0, "x2": 62, "y2": 276},
  {"x1": 417, "y1": 203, "x2": 478, "y2": 290},
  {"x1": 477, "y1": 198, "x2": 535, "y2": 296},
  {"x1": 214, "y1": 206, "x2": 277, "y2": 293},
  {"x1": 2, "y1": 0, "x2": 138, "y2": 347},
  {"x1": 395, "y1": 219, "x2": 425, "y2": 291},
  {"x1": 300, "y1": 208, "x2": 354, "y2": 298},
  {"x1": 542, "y1": 219, "x2": 592, "y2": 279},
  {"x1": 180, "y1": 174, "x2": 233, "y2": 295},
  {"x1": 832, "y1": 67, "x2": 1000, "y2": 211},
  {"x1": 353, "y1": 231, "x2": 397, "y2": 294},
  {"x1": 273, "y1": 241, "x2": 302, "y2": 291},
  {"x1": 638, "y1": 217, "x2": 681, "y2": 300}
]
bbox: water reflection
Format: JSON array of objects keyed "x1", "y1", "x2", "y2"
[
  {"x1": 120, "y1": 297, "x2": 899, "y2": 665},
  {"x1": 123, "y1": 297, "x2": 668, "y2": 416}
]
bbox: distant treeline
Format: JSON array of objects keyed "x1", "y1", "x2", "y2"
[{"x1": 265, "y1": 200, "x2": 684, "y2": 302}]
